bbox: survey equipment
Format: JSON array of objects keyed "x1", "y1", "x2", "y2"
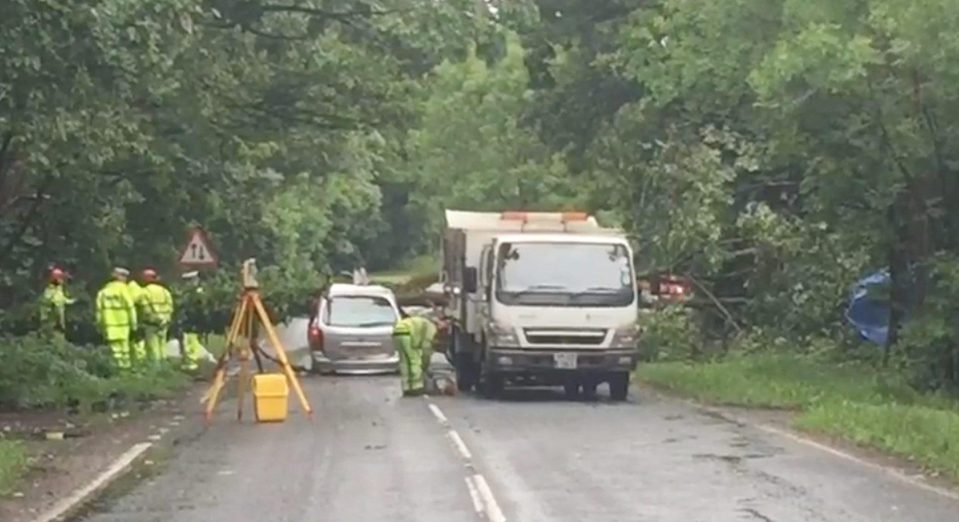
[{"x1": 202, "y1": 259, "x2": 312, "y2": 422}]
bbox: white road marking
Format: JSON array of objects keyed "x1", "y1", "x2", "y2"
[
  {"x1": 428, "y1": 402, "x2": 449, "y2": 425},
  {"x1": 33, "y1": 442, "x2": 152, "y2": 522},
  {"x1": 448, "y1": 429, "x2": 473, "y2": 461},
  {"x1": 757, "y1": 423, "x2": 959, "y2": 502},
  {"x1": 464, "y1": 476, "x2": 485, "y2": 514},
  {"x1": 426, "y1": 400, "x2": 506, "y2": 520},
  {"x1": 473, "y1": 473, "x2": 507, "y2": 522}
]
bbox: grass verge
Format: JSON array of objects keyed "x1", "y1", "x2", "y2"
[
  {"x1": 0, "y1": 440, "x2": 28, "y2": 496},
  {"x1": 638, "y1": 354, "x2": 959, "y2": 481}
]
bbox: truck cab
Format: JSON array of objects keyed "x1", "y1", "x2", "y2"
[{"x1": 443, "y1": 210, "x2": 640, "y2": 400}]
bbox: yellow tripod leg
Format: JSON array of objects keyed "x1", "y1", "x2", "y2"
[
  {"x1": 203, "y1": 295, "x2": 250, "y2": 421},
  {"x1": 236, "y1": 350, "x2": 250, "y2": 421},
  {"x1": 224, "y1": 296, "x2": 249, "y2": 354},
  {"x1": 237, "y1": 300, "x2": 256, "y2": 421},
  {"x1": 252, "y1": 295, "x2": 313, "y2": 417},
  {"x1": 204, "y1": 367, "x2": 227, "y2": 422}
]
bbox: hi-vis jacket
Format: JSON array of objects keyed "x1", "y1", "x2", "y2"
[{"x1": 96, "y1": 281, "x2": 138, "y2": 340}]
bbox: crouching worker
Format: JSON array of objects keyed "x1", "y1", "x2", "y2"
[{"x1": 393, "y1": 309, "x2": 443, "y2": 397}]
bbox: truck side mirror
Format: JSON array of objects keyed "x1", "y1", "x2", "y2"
[{"x1": 464, "y1": 267, "x2": 478, "y2": 293}]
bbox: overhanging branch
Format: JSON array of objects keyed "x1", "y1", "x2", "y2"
[{"x1": 260, "y1": 4, "x2": 403, "y2": 19}]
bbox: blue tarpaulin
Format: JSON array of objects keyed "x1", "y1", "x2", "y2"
[{"x1": 845, "y1": 270, "x2": 890, "y2": 346}]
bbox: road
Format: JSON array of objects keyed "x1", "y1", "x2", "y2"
[
  {"x1": 79, "y1": 370, "x2": 959, "y2": 521},
  {"x1": 86, "y1": 319, "x2": 959, "y2": 521}
]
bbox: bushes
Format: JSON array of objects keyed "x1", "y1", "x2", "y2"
[
  {"x1": 0, "y1": 336, "x2": 187, "y2": 413},
  {"x1": 895, "y1": 256, "x2": 959, "y2": 393},
  {"x1": 638, "y1": 305, "x2": 705, "y2": 361}
]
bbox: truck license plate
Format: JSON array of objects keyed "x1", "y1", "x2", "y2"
[{"x1": 554, "y1": 353, "x2": 578, "y2": 369}]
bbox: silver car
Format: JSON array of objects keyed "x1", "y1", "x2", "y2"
[{"x1": 308, "y1": 284, "x2": 400, "y2": 374}]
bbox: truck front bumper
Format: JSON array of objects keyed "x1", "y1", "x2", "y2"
[{"x1": 484, "y1": 347, "x2": 637, "y2": 378}]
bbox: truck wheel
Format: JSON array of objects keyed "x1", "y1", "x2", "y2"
[
  {"x1": 609, "y1": 372, "x2": 630, "y2": 402},
  {"x1": 563, "y1": 382, "x2": 581, "y2": 399},
  {"x1": 480, "y1": 373, "x2": 504, "y2": 399},
  {"x1": 451, "y1": 328, "x2": 477, "y2": 391},
  {"x1": 581, "y1": 380, "x2": 599, "y2": 400},
  {"x1": 455, "y1": 354, "x2": 477, "y2": 392}
]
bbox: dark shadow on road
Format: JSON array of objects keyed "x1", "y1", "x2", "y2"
[{"x1": 464, "y1": 385, "x2": 632, "y2": 405}]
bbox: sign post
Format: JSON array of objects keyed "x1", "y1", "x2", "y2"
[{"x1": 178, "y1": 227, "x2": 218, "y2": 269}]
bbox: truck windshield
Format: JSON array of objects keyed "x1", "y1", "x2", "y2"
[{"x1": 495, "y1": 242, "x2": 635, "y2": 307}]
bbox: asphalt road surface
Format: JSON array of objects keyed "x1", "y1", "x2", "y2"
[{"x1": 82, "y1": 327, "x2": 959, "y2": 521}]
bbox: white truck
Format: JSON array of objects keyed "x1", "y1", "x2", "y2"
[{"x1": 441, "y1": 210, "x2": 640, "y2": 400}]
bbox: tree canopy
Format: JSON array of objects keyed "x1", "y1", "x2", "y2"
[{"x1": 4, "y1": 0, "x2": 959, "y2": 389}]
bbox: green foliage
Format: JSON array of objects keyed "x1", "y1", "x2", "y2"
[
  {"x1": 6, "y1": 0, "x2": 959, "y2": 409},
  {"x1": 0, "y1": 0, "x2": 479, "y2": 320},
  {"x1": 897, "y1": 256, "x2": 959, "y2": 391},
  {"x1": 176, "y1": 264, "x2": 325, "y2": 336},
  {"x1": 638, "y1": 306, "x2": 704, "y2": 362},
  {"x1": 0, "y1": 440, "x2": 27, "y2": 496},
  {"x1": 0, "y1": 336, "x2": 187, "y2": 412},
  {"x1": 499, "y1": 0, "x2": 959, "y2": 391},
  {"x1": 400, "y1": 30, "x2": 582, "y2": 238}
]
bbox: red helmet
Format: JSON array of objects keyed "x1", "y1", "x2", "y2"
[
  {"x1": 142, "y1": 268, "x2": 158, "y2": 282},
  {"x1": 49, "y1": 267, "x2": 65, "y2": 283}
]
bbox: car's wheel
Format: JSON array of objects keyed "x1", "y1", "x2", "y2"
[
  {"x1": 563, "y1": 381, "x2": 581, "y2": 399},
  {"x1": 609, "y1": 372, "x2": 630, "y2": 402}
]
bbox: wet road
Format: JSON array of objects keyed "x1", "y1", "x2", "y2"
[{"x1": 80, "y1": 370, "x2": 959, "y2": 522}]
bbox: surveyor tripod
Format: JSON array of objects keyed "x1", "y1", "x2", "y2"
[{"x1": 202, "y1": 259, "x2": 312, "y2": 422}]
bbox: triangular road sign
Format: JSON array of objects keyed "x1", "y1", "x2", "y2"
[{"x1": 179, "y1": 228, "x2": 218, "y2": 268}]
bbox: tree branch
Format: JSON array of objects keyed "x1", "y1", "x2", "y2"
[
  {"x1": 260, "y1": 4, "x2": 403, "y2": 19},
  {"x1": 867, "y1": 80, "x2": 914, "y2": 183},
  {"x1": 242, "y1": 24, "x2": 311, "y2": 40},
  {"x1": 0, "y1": 172, "x2": 53, "y2": 264},
  {"x1": 686, "y1": 273, "x2": 744, "y2": 335},
  {"x1": 0, "y1": 132, "x2": 13, "y2": 173}
]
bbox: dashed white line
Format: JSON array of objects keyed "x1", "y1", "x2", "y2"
[
  {"x1": 428, "y1": 402, "x2": 449, "y2": 425},
  {"x1": 472, "y1": 474, "x2": 507, "y2": 522},
  {"x1": 427, "y1": 401, "x2": 507, "y2": 521},
  {"x1": 464, "y1": 475, "x2": 485, "y2": 514},
  {"x1": 448, "y1": 430, "x2": 473, "y2": 461}
]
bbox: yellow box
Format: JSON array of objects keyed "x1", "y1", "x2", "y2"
[{"x1": 252, "y1": 373, "x2": 289, "y2": 423}]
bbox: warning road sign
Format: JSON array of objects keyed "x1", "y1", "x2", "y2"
[{"x1": 179, "y1": 227, "x2": 217, "y2": 268}]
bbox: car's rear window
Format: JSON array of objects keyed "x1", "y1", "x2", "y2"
[{"x1": 326, "y1": 296, "x2": 397, "y2": 327}]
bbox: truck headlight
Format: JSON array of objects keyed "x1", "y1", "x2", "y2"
[
  {"x1": 611, "y1": 325, "x2": 639, "y2": 348},
  {"x1": 487, "y1": 322, "x2": 519, "y2": 347}
]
